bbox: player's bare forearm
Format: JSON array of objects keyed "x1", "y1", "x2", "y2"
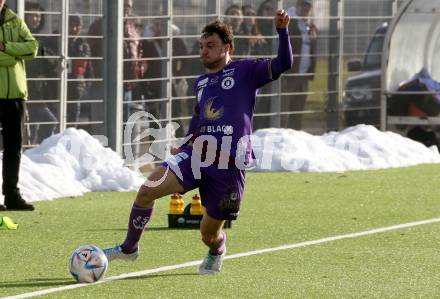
[{"x1": 275, "y1": 9, "x2": 290, "y2": 29}]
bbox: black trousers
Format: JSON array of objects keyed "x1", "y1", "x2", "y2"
[
  {"x1": 0, "y1": 99, "x2": 25, "y2": 197},
  {"x1": 281, "y1": 76, "x2": 310, "y2": 130}
]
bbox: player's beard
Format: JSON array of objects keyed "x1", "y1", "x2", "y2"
[{"x1": 201, "y1": 56, "x2": 225, "y2": 71}]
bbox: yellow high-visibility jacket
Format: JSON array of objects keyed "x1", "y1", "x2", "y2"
[{"x1": 0, "y1": 7, "x2": 38, "y2": 100}]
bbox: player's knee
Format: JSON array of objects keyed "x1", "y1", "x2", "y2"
[{"x1": 135, "y1": 185, "x2": 157, "y2": 205}]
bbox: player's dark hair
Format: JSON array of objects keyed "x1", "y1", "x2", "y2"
[{"x1": 201, "y1": 19, "x2": 234, "y2": 54}]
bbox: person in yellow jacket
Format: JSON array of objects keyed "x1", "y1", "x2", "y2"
[{"x1": 0, "y1": 0, "x2": 38, "y2": 211}]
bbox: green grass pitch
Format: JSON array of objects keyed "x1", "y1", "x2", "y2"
[{"x1": 1, "y1": 164, "x2": 440, "y2": 298}]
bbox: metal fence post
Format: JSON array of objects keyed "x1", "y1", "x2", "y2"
[
  {"x1": 270, "y1": 0, "x2": 282, "y2": 128},
  {"x1": 59, "y1": 0, "x2": 69, "y2": 132},
  {"x1": 167, "y1": 0, "x2": 173, "y2": 150},
  {"x1": 326, "y1": 0, "x2": 340, "y2": 131},
  {"x1": 105, "y1": 0, "x2": 123, "y2": 154}
]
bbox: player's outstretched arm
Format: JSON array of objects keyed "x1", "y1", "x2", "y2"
[{"x1": 270, "y1": 9, "x2": 293, "y2": 79}]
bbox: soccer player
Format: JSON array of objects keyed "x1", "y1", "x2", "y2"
[{"x1": 103, "y1": 9, "x2": 292, "y2": 274}]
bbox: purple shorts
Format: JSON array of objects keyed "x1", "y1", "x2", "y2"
[{"x1": 162, "y1": 146, "x2": 245, "y2": 221}]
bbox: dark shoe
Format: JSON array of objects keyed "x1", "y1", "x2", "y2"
[
  {"x1": 5, "y1": 195, "x2": 35, "y2": 211},
  {"x1": 0, "y1": 204, "x2": 6, "y2": 211}
]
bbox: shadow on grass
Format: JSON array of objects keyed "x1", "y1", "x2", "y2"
[
  {"x1": 0, "y1": 273, "x2": 201, "y2": 297},
  {"x1": 123, "y1": 272, "x2": 199, "y2": 281},
  {"x1": 0, "y1": 277, "x2": 75, "y2": 288},
  {"x1": 0, "y1": 273, "x2": 200, "y2": 290},
  {"x1": 85, "y1": 227, "x2": 199, "y2": 232}
]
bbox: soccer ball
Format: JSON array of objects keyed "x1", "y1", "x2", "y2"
[{"x1": 69, "y1": 245, "x2": 108, "y2": 283}]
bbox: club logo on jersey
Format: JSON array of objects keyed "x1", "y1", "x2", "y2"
[
  {"x1": 204, "y1": 98, "x2": 224, "y2": 120},
  {"x1": 221, "y1": 77, "x2": 235, "y2": 90}
]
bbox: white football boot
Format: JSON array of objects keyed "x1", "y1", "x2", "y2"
[
  {"x1": 197, "y1": 246, "x2": 226, "y2": 274},
  {"x1": 102, "y1": 245, "x2": 139, "y2": 262}
]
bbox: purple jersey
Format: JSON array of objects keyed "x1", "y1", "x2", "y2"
[
  {"x1": 162, "y1": 28, "x2": 292, "y2": 220},
  {"x1": 191, "y1": 59, "x2": 274, "y2": 160}
]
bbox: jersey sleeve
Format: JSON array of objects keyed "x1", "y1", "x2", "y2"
[
  {"x1": 248, "y1": 58, "x2": 273, "y2": 89},
  {"x1": 247, "y1": 27, "x2": 292, "y2": 89}
]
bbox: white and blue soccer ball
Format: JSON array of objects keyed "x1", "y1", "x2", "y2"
[{"x1": 69, "y1": 245, "x2": 108, "y2": 283}]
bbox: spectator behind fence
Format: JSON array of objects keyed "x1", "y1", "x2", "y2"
[
  {"x1": 0, "y1": 0, "x2": 38, "y2": 211},
  {"x1": 87, "y1": 17, "x2": 103, "y2": 79},
  {"x1": 252, "y1": 0, "x2": 276, "y2": 130},
  {"x1": 67, "y1": 15, "x2": 93, "y2": 125},
  {"x1": 24, "y1": 2, "x2": 58, "y2": 144},
  {"x1": 282, "y1": 0, "x2": 317, "y2": 130},
  {"x1": 141, "y1": 21, "x2": 190, "y2": 122},
  {"x1": 86, "y1": 9, "x2": 107, "y2": 135},
  {"x1": 255, "y1": 0, "x2": 276, "y2": 56},
  {"x1": 224, "y1": 4, "x2": 248, "y2": 56},
  {"x1": 241, "y1": 5, "x2": 266, "y2": 56},
  {"x1": 123, "y1": 0, "x2": 145, "y2": 120},
  {"x1": 171, "y1": 24, "x2": 189, "y2": 99},
  {"x1": 141, "y1": 19, "x2": 166, "y2": 120},
  {"x1": 171, "y1": 24, "x2": 190, "y2": 137}
]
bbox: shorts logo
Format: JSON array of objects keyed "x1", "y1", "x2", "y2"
[
  {"x1": 230, "y1": 192, "x2": 238, "y2": 201},
  {"x1": 218, "y1": 195, "x2": 240, "y2": 211},
  {"x1": 221, "y1": 77, "x2": 235, "y2": 90}
]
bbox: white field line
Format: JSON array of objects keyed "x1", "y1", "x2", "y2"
[{"x1": 3, "y1": 217, "x2": 440, "y2": 299}]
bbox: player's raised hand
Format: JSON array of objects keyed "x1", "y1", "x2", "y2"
[{"x1": 275, "y1": 9, "x2": 290, "y2": 29}]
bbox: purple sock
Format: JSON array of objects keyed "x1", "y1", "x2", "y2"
[
  {"x1": 209, "y1": 231, "x2": 226, "y2": 256},
  {"x1": 121, "y1": 204, "x2": 153, "y2": 254}
]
